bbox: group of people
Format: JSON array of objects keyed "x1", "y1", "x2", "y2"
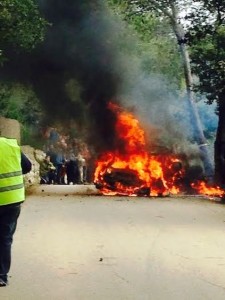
[
  {"x1": 0, "y1": 130, "x2": 93, "y2": 287},
  {"x1": 0, "y1": 128, "x2": 93, "y2": 287},
  {"x1": 34, "y1": 127, "x2": 92, "y2": 185}
]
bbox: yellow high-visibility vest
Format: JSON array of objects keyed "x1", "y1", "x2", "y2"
[{"x1": 0, "y1": 137, "x2": 25, "y2": 205}]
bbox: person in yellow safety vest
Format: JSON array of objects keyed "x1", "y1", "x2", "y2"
[{"x1": 0, "y1": 137, "x2": 31, "y2": 287}]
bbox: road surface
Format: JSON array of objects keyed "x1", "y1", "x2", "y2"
[{"x1": 1, "y1": 185, "x2": 225, "y2": 300}]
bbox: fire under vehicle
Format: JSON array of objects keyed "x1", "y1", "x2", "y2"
[{"x1": 94, "y1": 102, "x2": 224, "y2": 198}]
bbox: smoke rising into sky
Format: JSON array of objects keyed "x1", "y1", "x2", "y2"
[
  {"x1": 35, "y1": 0, "x2": 124, "y2": 151},
  {"x1": 1, "y1": 0, "x2": 124, "y2": 152},
  {"x1": 0, "y1": 0, "x2": 217, "y2": 158}
]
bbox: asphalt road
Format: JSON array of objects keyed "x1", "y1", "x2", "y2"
[{"x1": 1, "y1": 186, "x2": 225, "y2": 300}]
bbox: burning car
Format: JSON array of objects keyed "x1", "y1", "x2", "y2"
[{"x1": 94, "y1": 102, "x2": 224, "y2": 198}]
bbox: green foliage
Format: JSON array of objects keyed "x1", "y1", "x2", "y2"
[
  {"x1": 186, "y1": 0, "x2": 225, "y2": 103},
  {"x1": 0, "y1": 0, "x2": 48, "y2": 64},
  {"x1": 0, "y1": 82, "x2": 43, "y2": 124},
  {"x1": 107, "y1": 0, "x2": 183, "y2": 87},
  {"x1": 21, "y1": 124, "x2": 43, "y2": 147},
  {"x1": 0, "y1": 81, "x2": 44, "y2": 146},
  {"x1": 108, "y1": 0, "x2": 192, "y2": 19},
  {"x1": 109, "y1": 0, "x2": 175, "y2": 12}
]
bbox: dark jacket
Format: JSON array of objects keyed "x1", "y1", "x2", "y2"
[{"x1": 21, "y1": 152, "x2": 32, "y2": 174}]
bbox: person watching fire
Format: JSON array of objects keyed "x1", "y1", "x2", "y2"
[
  {"x1": 34, "y1": 150, "x2": 56, "y2": 184},
  {"x1": 0, "y1": 137, "x2": 31, "y2": 287}
]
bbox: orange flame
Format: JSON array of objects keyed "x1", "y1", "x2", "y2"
[
  {"x1": 191, "y1": 181, "x2": 224, "y2": 197},
  {"x1": 94, "y1": 103, "x2": 224, "y2": 198}
]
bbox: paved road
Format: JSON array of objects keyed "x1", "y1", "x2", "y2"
[{"x1": 1, "y1": 187, "x2": 225, "y2": 300}]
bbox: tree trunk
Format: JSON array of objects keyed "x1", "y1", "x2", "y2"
[
  {"x1": 178, "y1": 42, "x2": 214, "y2": 180},
  {"x1": 214, "y1": 94, "x2": 225, "y2": 185},
  {"x1": 146, "y1": 3, "x2": 214, "y2": 179}
]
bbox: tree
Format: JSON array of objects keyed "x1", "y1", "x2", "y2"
[
  {"x1": 0, "y1": 81, "x2": 44, "y2": 146},
  {"x1": 186, "y1": 0, "x2": 225, "y2": 184},
  {"x1": 108, "y1": 3, "x2": 184, "y2": 87},
  {"x1": 109, "y1": 0, "x2": 214, "y2": 179},
  {"x1": 0, "y1": 0, "x2": 48, "y2": 145},
  {"x1": 0, "y1": 0, "x2": 48, "y2": 64},
  {"x1": 0, "y1": 82, "x2": 42, "y2": 123}
]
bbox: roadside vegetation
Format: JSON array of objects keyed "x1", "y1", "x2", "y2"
[{"x1": 0, "y1": 0, "x2": 224, "y2": 183}]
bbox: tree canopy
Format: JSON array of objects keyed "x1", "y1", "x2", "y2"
[
  {"x1": 108, "y1": 0, "x2": 184, "y2": 87},
  {"x1": 0, "y1": 0, "x2": 48, "y2": 64},
  {"x1": 186, "y1": 0, "x2": 225, "y2": 104}
]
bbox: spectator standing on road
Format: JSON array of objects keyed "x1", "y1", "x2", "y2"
[
  {"x1": 34, "y1": 151, "x2": 56, "y2": 184},
  {"x1": 75, "y1": 142, "x2": 90, "y2": 184},
  {"x1": 47, "y1": 145, "x2": 65, "y2": 184},
  {"x1": 0, "y1": 137, "x2": 31, "y2": 287},
  {"x1": 65, "y1": 152, "x2": 79, "y2": 184},
  {"x1": 77, "y1": 153, "x2": 86, "y2": 183}
]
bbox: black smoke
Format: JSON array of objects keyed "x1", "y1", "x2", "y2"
[{"x1": 1, "y1": 0, "x2": 123, "y2": 152}]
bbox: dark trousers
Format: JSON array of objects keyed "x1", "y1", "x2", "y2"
[
  {"x1": 0, "y1": 204, "x2": 21, "y2": 281},
  {"x1": 56, "y1": 164, "x2": 65, "y2": 184}
]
